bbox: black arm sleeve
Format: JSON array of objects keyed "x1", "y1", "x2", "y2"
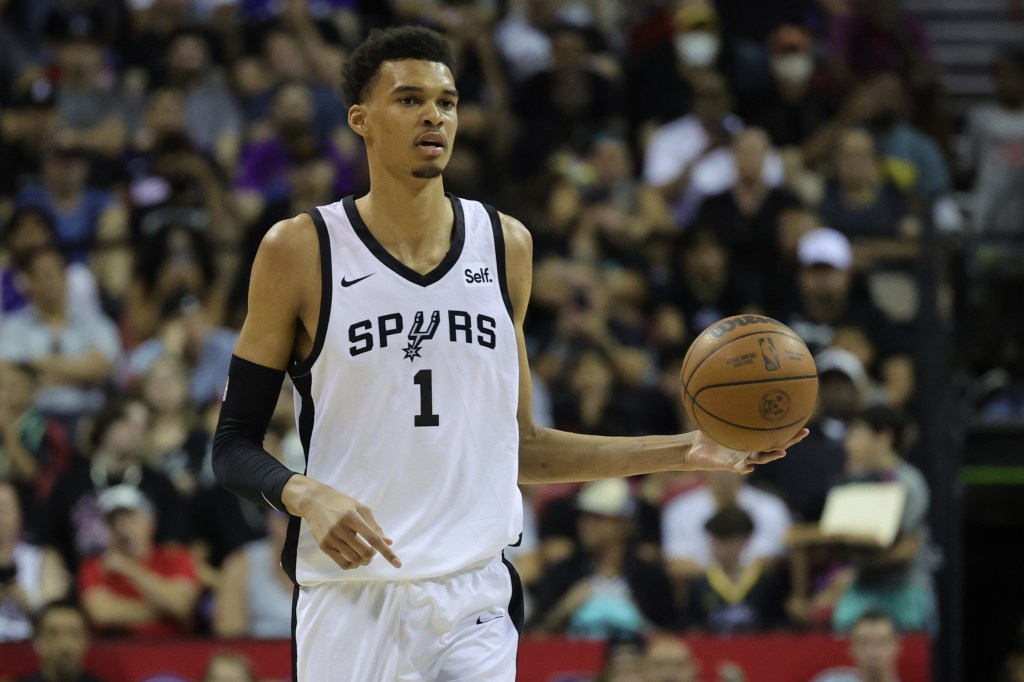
[{"x1": 212, "y1": 354, "x2": 295, "y2": 512}]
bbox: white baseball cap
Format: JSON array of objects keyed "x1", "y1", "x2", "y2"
[
  {"x1": 815, "y1": 347, "x2": 867, "y2": 384},
  {"x1": 97, "y1": 485, "x2": 155, "y2": 516},
  {"x1": 797, "y1": 227, "x2": 853, "y2": 270},
  {"x1": 577, "y1": 479, "x2": 637, "y2": 518}
]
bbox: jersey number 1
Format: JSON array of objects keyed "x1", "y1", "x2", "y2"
[{"x1": 413, "y1": 369, "x2": 439, "y2": 427}]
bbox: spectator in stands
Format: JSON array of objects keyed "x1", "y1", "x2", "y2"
[
  {"x1": 0, "y1": 247, "x2": 121, "y2": 421},
  {"x1": 79, "y1": 484, "x2": 199, "y2": 637},
  {"x1": 17, "y1": 600, "x2": 106, "y2": 682},
  {"x1": 739, "y1": 25, "x2": 837, "y2": 151},
  {"x1": 662, "y1": 471, "x2": 790, "y2": 582},
  {"x1": 124, "y1": 223, "x2": 221, "y2": 346},
  {"x1": 160, "y1": 30, "x2": 242, "y2": 169},
  {"x1": 15, "y1": 142, "x2": 128, "y2": 266},
  {"x1": 644, "y1": 70, "x2": 783, "y2": 227},
  {"x1": 0, "y1": 207, "x2": 102, "y2": 320},
  {"x1": 491, "y1": 0, "x2": 560, "y2": 84},
  {"x1": 643, "y1": 634, "x2": 699, "y2": 682},
  {"x1": 234, "y1": 82, "x2": 361, "y2": 222},
  {"x1": 41, "y1": 398, "x2": 190, "y2": 588},
  {"x1": 780, "y1": 228, "x2": 915, "y2": 407},
  {"x1": 139, "y1": 356, "x2": 208, "y2": 497},
  {"x1": 692, "y1": 126, "x2": 800, "y2": 289},
  {"x1": 682, "y1": 506, "x2": 787, "y2": 633},
  {"x1": 128, "y1": 290, "x2": 237, "y2": 408},
  {"x1": 819, "y1": 128, "x2": 920, "y2": 265},
  {"x1": 0, "y1": 78, "x2": 61, "y2": 199},
  {"x1": 626, "y1": 3, "x2": 723, "y2": 131},
  {"x1": 213, "y1": 509, "x2": 292, "y2": 638},
  {"x1": 867, "y1": 73, "x2": 950, "y2": 197},
  {"x1": 812, "y1": 609, "x2": 903, "y2": 682},
  {"x1": 0, "y1": 363, "x2": 73, "y2": 513},
  {"x1": 531, "y1": 479, "x2": 674, "y2": 638},
  {"x1": 0, "y1": 481, "x2": 43, "y2": 641},
  {"x1": 241, "y1": 27, "x2": 348, "y2": 144},
  {"x1": 201, "y1": 652, "x2": 257, "y2": 682},
  {"x1": 48, "y1": 15, "x2": 127, "y2": 160},
  {"x1": 751, "y1": 348, "x2": 858, "y2": 523},
  {"x1": 830, "y1": 407, "x2": 935, "y2": 633},
  {"x1": 548, "y1": 133, "x2": 672, "y2": 253},
  {"x1": 651, "y1": 222, "x2": 760, "y2": 338},
  {"x1": 596, "y1": 634, "x2": 647, "y2": 682},
  {"x1": 511, "y1": 23, "x2": 621, "y2": 178},
  {"x1": 963, "y1": 50, "x2": 1024, "y2": 232}
]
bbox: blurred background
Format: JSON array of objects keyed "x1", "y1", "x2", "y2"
[{"x1": 0, "y1": 0, "x2": 1022, "y2": 680}]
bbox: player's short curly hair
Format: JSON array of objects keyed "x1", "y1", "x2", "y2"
[{"x1": 341, "y1": 26, "x2": 455, "y2": 107}]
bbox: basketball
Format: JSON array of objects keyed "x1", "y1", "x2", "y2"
[{"x1": 680, "y1": 315, "x2": 818, "y2": 452}]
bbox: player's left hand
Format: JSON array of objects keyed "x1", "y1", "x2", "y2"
[{"x1": 685, "y1": 428, "x2": 809, "y2": 474}]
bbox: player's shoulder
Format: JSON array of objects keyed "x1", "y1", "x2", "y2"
[
  {"x1": 496, "y1": 211, "x2": 533, "y2": 260},
  {"x1": 256, "y1": 213, "x2": 319, "y2": 268}
]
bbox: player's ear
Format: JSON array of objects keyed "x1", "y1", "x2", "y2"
[{"x1": 348, "y1": 105, "x2": 368, "y2": 137}]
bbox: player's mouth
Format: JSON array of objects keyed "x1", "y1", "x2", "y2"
[{"x1": 415, "y1": 132, "x2": 446, "y2": 158}]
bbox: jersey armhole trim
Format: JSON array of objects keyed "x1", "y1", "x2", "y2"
[
  {"x1": 484, "y1": 204, "x2": 514, "y2": 322},
  {"x1": 289, "y1": 207, "x2": 333, "y2": 378}
]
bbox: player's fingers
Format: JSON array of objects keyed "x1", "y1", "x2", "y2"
[
  {"x1": 749, "y1": 450, "x2": 787, "y2": 465},
  {"x1": 774, "y1": 428, "x2": 810, "y2": 451},
  {"x1": 323, "y1": 541, "x2": 361, "y2": 569},
  {"x1": 335, "y1": 543, "x2": 365, "y2": 567},
  {"x1": 351, "y1": 515, "x2": 402, "y2": 568},
  {"x1": 360, "y1": 507, "x2": 393, "y2": 545},
  {"x1": 332, "y1": 527, "x2": 376, "y2": 563}
]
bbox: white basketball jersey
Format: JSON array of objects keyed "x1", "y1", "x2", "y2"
[{"x1": 282, "y1": 194, "x2": 523, "y2": 584}]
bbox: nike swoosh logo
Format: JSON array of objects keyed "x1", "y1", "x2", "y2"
[
  {"x1": 341, "y1": 274, "x2": 374, "y2": 287},
  {"x1": 476, "y1": 614, "x2": 503, "y2": 625}
]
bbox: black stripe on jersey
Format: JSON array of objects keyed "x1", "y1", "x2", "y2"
[
  {"x1": 501, "y1": 552, "x2": 525, "y2": 633},
  {"x1": 290, "y1": 208, "x2": 333, "y2": 377},
  {"x1": 281, "y1": 370, "x2": 314, "y2": 585},
  {"x1": 484, "y1": 204, "x2": 514, "y2": 322},
  {"x1": 342, "y1": 193, "x2": 466, "y2": 287},
  {"x1": 290, "y1": 586, "x2": 299, "y2": 682}
]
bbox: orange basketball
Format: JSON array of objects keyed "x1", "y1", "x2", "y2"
[{"x1": 680, "y1": 314, "x2": 818, "y2": 452}]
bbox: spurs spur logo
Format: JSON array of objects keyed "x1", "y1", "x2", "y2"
[{"x1": 402, "y1": 311, "x2": 441, "y2": 361}]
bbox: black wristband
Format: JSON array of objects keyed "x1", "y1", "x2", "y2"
[{"x1": 212, "y1": 355, "x2": 295, "y2": 511}]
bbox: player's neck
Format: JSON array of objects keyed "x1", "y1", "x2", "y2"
[
  {"x1": 358, "y1": 178, "x2": 451, "y2": 242},
  {"x1": 356, "y1": 178, "x2": 456, "y2": 274}
]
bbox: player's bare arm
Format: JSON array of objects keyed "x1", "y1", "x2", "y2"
[
  {"x1": 499, "y1": 213, "x2": 807, "y2": 483},
  {"x1": 216, "y1": 215, "x2": 400, "y2": 570}
]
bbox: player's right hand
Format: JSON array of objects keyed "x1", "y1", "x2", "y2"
[{"x1": 282, "y1": 475, "x2": 401, "y2": 570}]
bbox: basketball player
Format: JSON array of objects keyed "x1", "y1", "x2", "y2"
[{"x1": 212, "y1": 26, "x2": 806, "y2": 681}]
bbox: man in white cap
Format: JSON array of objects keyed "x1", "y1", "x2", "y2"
[
  {"x1": 531, "y1": 479, "x2": 674, "y2": 638},
  {"x1": 78, "y1": 485, "x2": 199, "y2": 637},
  {"x1": 780, "y1": 227, "x2": 914, "y2": 408}
]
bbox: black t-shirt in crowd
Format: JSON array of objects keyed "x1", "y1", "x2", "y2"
[
  {"x1": 750, "y1": 421, "x2": 847, "y2": 522},
  {"x1": 41, "y1": 457, "x2": 192, "y2": 575},
  {"x1": 819, "y1": 181, "x2": 910, "y2": 239},
  {"x1": 694, "y1": 187, "x2": 800, "y2": 280}
]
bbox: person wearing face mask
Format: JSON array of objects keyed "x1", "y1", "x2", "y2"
[
  {"x1": 672, "y1": 5, "x2": 722, "y2": 72},
  {"x1": 738, "y1": 25, "x2": 838, "y2": 151},
  {"x1": 626, "y1": 4, "x2": 725, "y2": 132}
]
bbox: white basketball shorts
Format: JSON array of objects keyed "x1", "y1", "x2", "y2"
[{"x1": 292, "y1": 555, "x2": 523, "y2": 681}]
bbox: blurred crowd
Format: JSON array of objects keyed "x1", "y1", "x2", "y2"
[{"x1": 2, "y1": 0, "x2": 1024, "y2": 677}]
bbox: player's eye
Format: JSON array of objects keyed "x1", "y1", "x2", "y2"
[
  {"x1": 399, "y1": 96, "x2": 417, "y2": 106},
  {"x1": 439, "y1": 99, "x2": 455, "y2": 109}
]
